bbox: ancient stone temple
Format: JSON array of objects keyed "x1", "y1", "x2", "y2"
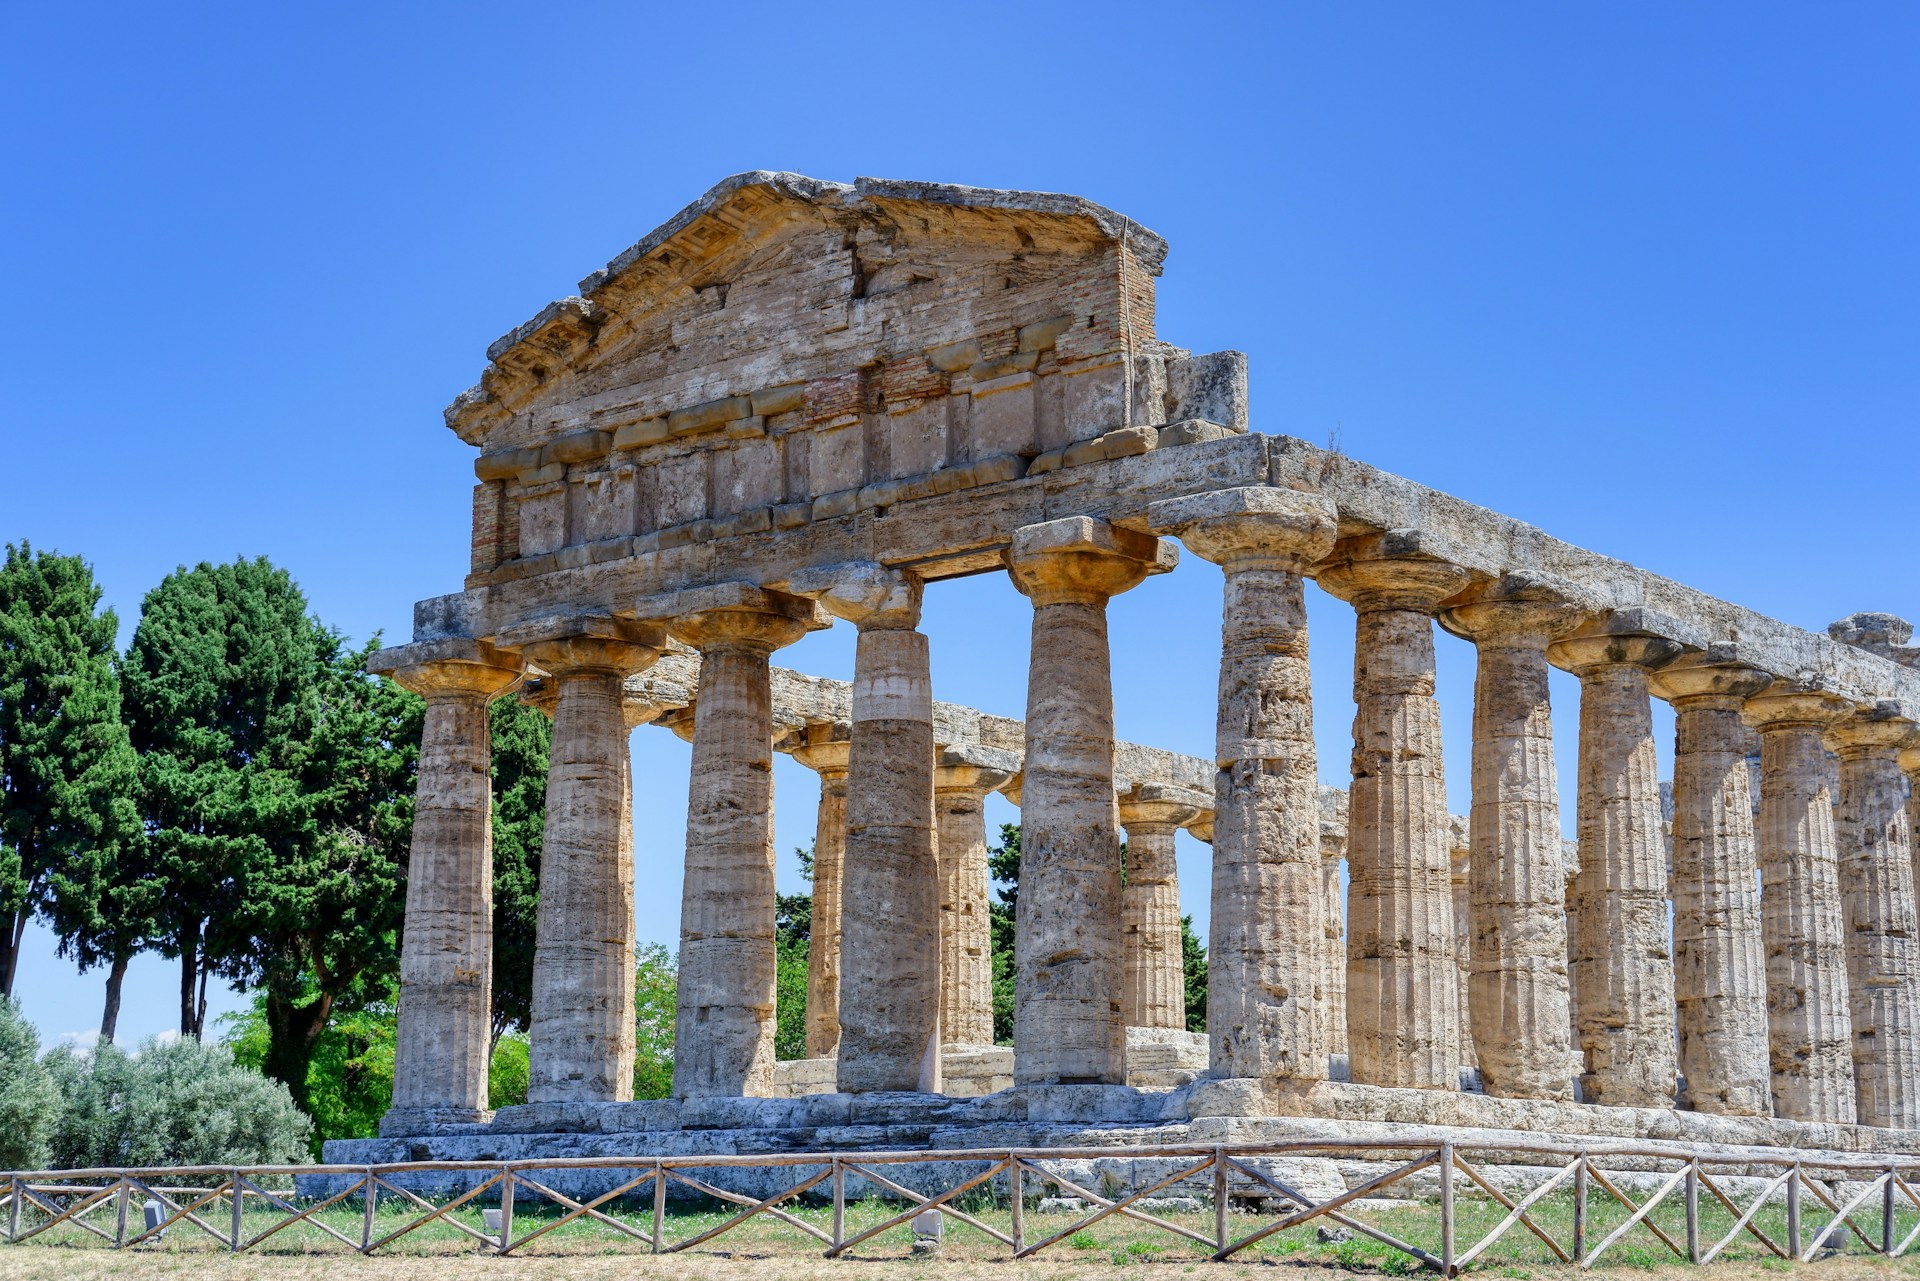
[{"x1": 338, "y1": 173, "x2": 1920, "y2": 1187}]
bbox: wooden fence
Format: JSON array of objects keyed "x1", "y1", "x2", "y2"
[{"x1": 5, "y1": 1137, "x2": 1920, "y2": 1272}]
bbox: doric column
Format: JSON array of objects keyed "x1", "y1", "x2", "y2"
[
  {"x1": 1441, "y1": 574, "x2": 1589, "y2": 1101},
  {"x1": 1320, "y1": 533, "x2": 1470, "y2": 1090},
  {"x1": 1743, "y1": 687, "x2": 1856, "y2": 1123},
  {"x1": 1904, "y1": 746, "x2": 1920, "y2": 903},
  {"x1": 935, "y1": 747, "x2": 1015, "y2": 1048},
  {"x1": 1118, "y1": 784, "x2": 1206, "y2": 1030},
  {"x1": 789, "y1": 726, "x2": 851, "y2": 1060},
  {"x1": 651, "y1": 584, "x2": 822, "y2": 1098},
  {"x1": 369, "y1": 639, "x2": 523, "y2": 1131},
  {"x1": 791, "y1": 561, "x2": 941, "y2": 1093},
  {"x1": 1149, "y1": 487, "x2": 1334, "y2": 1081},
  {"x1": 1322, "y1": 844, "x2": 1348, "y2": 1060},
  {"x1": 497, "y1": 616, "x2": 664, "y2": 1104},
  {"x1": 1449, "y1": 835, "x2": 1476, "y2": 1071},
  {"x1": 1545, "y1": 617, "x2": 1683, "y2": 1109},
  {"x1": 1828, "y1": 707, "x2": 1920, "y2": 1129},
  {"x1": 1005, "y1": 516, "x2": 1175, "y2": 1085},
  {"x1": 1649, "y1": 651, "x2": 1775, "y2": 1116}
]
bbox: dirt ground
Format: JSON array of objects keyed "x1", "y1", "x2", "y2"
[{"x1": 2, "y1": 1254, "x2": 1919, "y2": 1281}]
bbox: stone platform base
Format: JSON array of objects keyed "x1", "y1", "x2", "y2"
[{"x1": 320, "y1": 1076, "x2": 1920, "y2": 1205}]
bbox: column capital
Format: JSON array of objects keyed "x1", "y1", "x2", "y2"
[
  {"x1": 791, "y1": 733, "x2": 853, "y2": 778},
  {"x1": 1146, "y1": 486, "x2": 1336, "y2": 574},
  {"x1": 999, "y1": 770, "x2": 1023, "y2": 808},
  {"x1": 368, "y1": 637, "x2": 525, "y2": 701},
  {"x1": 788, "y1": 560, "x2": 923, "y2": 630},
  {"x1": 1649, "y1": 647, "x2": 1775, "y2": 707},
  {"x1": 1899, "y1": 744, "x2": 1920, "y2": 780},
  {"x1": 639, "y1": 581, "x2": 828, "y2": 652},
  {"x1": 1118, "y1": 782, "x2": 1209, "y2": 829},
  {"x1": 1742, "y1": 685, "x2": 1854, "y2": 734},
  {"x1": 1315, "y1": 529, "x2": 1470, "y2": 612},
  {"x1": 496, "y1": 614, "x2": 664, "y2": 676},
  {"x1": 1185, "y1": 813, "x2": 1214, "y2": 844},
  {"x1": 935, "y1": 744, "x2": 1019, "y2": 795},
  {"x1": 1440, "y1": 572, "x2": 1595, "y2": 648},
  {"x1": 1006, "y1": 516, "x2": 1176, "y2": 606},
  {"x1": 1825, "y1": 704, "x2": 1919, "y2": 758},
  {"x1": 1547, "y1": 609, "x2": 1698, "y2": 676}
]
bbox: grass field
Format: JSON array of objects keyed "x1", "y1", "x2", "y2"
[{"x1": 4, "y1": 1184, "x2": 1919, "y2": 1280}]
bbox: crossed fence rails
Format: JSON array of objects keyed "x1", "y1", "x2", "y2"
[{"x1": 5, "y1": 1138, "x2": 1920, "y2": 1272}]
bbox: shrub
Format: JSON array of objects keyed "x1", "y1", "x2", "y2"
[
  {"x1": 46, "y1": 1035, "x2": 311, "y2": 1168},
  {"x1": 0, "y1": 999, "x2": 58, "y2": 1170}
]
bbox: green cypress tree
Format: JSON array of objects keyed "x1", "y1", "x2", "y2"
[
  {"x1": 121, "y1": 557, "x2": 317, "y2": 1039},
  {"x1": 0, "y1": 542, "x2": 142, "y2": 1014}
]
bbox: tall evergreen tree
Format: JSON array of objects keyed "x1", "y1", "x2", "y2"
[
  {"x1": 0, "y1": 543, "x2": 141, "y2": 1007},
  {"x1": 224, "y1": 628, "x2": 418, "y2": 1108},
  {"x1": 121, "y1": 558, "x2": 318, "y2": 1038},
  {"x1": 488, "y1": 694, "x2": 550, "y2": 1043}
]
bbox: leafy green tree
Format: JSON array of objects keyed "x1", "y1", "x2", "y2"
[
  {"x1": 0, "y1": 998, "x2": 58, "y2": 1170},
  {"x1": 1181, "y1": 914, "x2": 1208, "y2": 1033},
  {"x1": 45, "y1": 1035, "x2": 311, "y2": 1169},
  {"x1": 227, "y1": 629, "x2": 417, "y2": 1111},
  {"x1": 222, "y1": 983, "x2": 398, "y2": 1156},
  {"x1": 121, "y1": 558, "x2": 318, "y2": 1039},
  {"x1": 488, "y1": 695, "x2": 551, "y2": 1044},
  {"x1": 773, "y1": 891, "x2": 811, "y2": 1061},
  {"x1": 0, "y1": 543, "x2": 142, "y2": 1016},
  {"x1": 987, "y1": 823, "x2": 1020, "y2": 1045},
  {"x1": 633, "y1": 943, "x2": 676, "y2": 1099},
  {"x1": 490, "y1": 1033, "x2": 530, "y2": 1109}
]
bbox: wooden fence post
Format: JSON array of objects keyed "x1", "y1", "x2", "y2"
[
  {"x1": 651, "y1": 1161, "x2": 665, "y2": 1253},
  {"x1": 1684, "y1": 1161, "x2": 1700, "y2": 1263},
  {"x1": 1439, "y1": 1144, "x2": 1455, "y2": 1276},
  {"x1": 1214, "y1": 1147, "x2": 1229, "y2": 1252},
  {"x1": 230, "y1": 1171, "x2": 243, "y2": 1251},
  {"x1": 1787, "y1": 1165, "x2": 1801, "y2": 1258},
  {"x1": 498, "y1": 1166, "x2": 514, "y2": 1253},
  {"x1": 360, "y1": 1171, "x2": 376, "y2": 1252},
  {"x1": 1572, "y1": 1155, "x2": 1588, "y2": 1263}
]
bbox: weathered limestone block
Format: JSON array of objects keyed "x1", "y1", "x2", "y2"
[
  {"x1": 1649, "y1": 652, "x2": 1775, "y2": 1117},
  {"x1": 1441, "y1": 574, "x2": 1590, "y2": 1102},
  {"x1": 1118, "y1": 784, "x2": 1206, "y2": 1031},
  {"x1": 1904, "y1": 746, "x2": 1920, "y2": 900},
  {"x1": 935, "y1": 748, "x2": 1016, "y2": 1050},
  {"x1": 650, "y1": 584, "x2": 824, "y2": 1098},
  {"x1": 369, "y1": 640, "x2": 524, "y2": 1130},
  {"x1": 790, "y1": 561, "x2": 940, "y2": 1093},
  {"x1": 1319, "y1": 534, "x2": 1469, "y2": 1091},
  {"x1": 790, "y1": 728, "x2": 851, "y2": 1060},
  {"x1": 1828, "y1": 708, "x2": 1920, "y2": 1129},
  {"x1": 1005, "y1": 516, "x2": 1176, "y2": 1085},
  {"x1": 497, "y1": 616, "x2": 665, "y2": 1104},
  {"x1": 1743, "y1": 687, "x2": 1856, "y2": 1123},
  {"x1": 1546, "y1": 621, "x2": 1683, "y2": 1109},
  {"x1": 1149, "y1": 486, "x2": 1335, "y2": 1082}
]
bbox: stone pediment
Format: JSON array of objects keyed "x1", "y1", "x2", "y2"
[{"x1": 455, "y1": 172, "x2": 1250, "y2": 587}]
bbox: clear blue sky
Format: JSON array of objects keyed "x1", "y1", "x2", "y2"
[{"x1": 3, "y1": 3, "x2": 1914, "y2": 1048}]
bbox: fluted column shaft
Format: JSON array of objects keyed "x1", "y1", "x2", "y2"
[
  {"x1": 1322, "y1": 849, "x2": 1347, "y2": 1059},
  {"x1": 1746, "y1": 690, "x2": 1855, "y2": 1123},
  {"x1": 791, "y1": 736, "x2": 850, "y2": 1060},
  {"x1": 1007, "y1": 517, "x2": 1172, "y2": 1084},
  {"x1": 1443, "y1": 584, "x2": 1586, "y2": 1101},
  {"x1": 379, "y1": 648, "x2": 522, "y2": 1125},
  {"x1": 512, "y1": 623, "x2": 662, "y2": 1105},
  {"x1": 1830, "y1": 713, "x2": 1920, "y2": 1129},
  {"x1": 1152, "y1": 488, "x2": 1336, "y2": 1082},
  {"x1": 1547, "y1": 634, "x2": 1680, "y2": 1108},
  {"x1": 667, "y1": 593, "x2": 814, "y2": 1098},
  {"x1": 1654, "y1": 658, "x2": 1774, "y2": 1116},
  {"x1": 935, "y1": 761, "x2": 1007, "y2": 1047},
  {"x1": 1119, "y1": 788, "x2": 1202, "y2": 1031},
  {"x1": 1449, "y1": 842, "x2": 1475, "y2": 1071},
  {"x1": 1321, "y1": 551, "x2": 1468, "y2": 1090}
]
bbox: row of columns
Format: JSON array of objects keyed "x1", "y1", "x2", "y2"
[{"x1": 379, "y1": 489, "x2": 1920, "y2": 1135}]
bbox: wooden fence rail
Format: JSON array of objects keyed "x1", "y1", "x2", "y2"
[{"x1": 3, "y1": 1137, "x2": 1918, "y2": 1273}]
